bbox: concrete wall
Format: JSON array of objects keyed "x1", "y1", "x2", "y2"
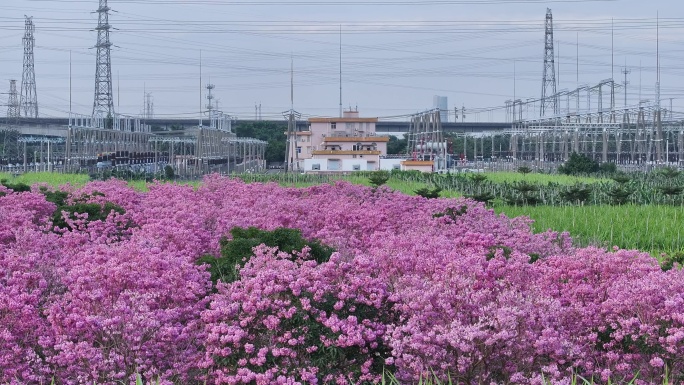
[
  {"x1": 304, "y1": 158, "x2": 371, "y2": 172},
  {"x1": 380, "y1": 158, "x2": 404, "y2": 171}
]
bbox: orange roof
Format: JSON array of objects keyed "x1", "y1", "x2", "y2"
[{"x1": 401, "y1": 160, "x2": 434, "y2": 166}]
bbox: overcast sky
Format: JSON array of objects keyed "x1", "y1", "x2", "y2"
[{"x1": 1, "y1": 0, "x2": 682, "y2": 121}]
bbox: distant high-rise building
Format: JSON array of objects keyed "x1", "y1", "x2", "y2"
[{"x1": 433, "y1": 95, "x2": 448, "y2": 122}]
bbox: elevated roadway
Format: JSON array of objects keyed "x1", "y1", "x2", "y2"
[{"x1": 1, "y1": 118, "x2": 510, "y2": 136}]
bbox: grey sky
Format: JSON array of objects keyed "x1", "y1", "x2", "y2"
[{"x1": 0, "y1": 0, "x2": 682, "y2": 121}]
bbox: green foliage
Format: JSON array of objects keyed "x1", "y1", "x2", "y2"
[
  {"x1": 606, "y1": 185, "x2": 633, "y2": 205},
  {"x1": 661, "y1": 252, "x2": 684, "y2": 272},
  {"x1": 52, "y1": 199, "x2": 126, "y2": 231},
  {"x1": 517, "y1": 166, "x2": 532, "y2": 174},
  {"x1": 658, "y1": 186, "x2": 684, "y2": 197},
  {"x1": 164, "y1": 165, "x2": 175, "y2": 180},
  {"x1": 612, "y1": 173, "x2": 631, "y2": 184},
  {"x1": 433, "y1": 205, "x2": 468, "y2": 221},
  {"x1": 1, "y1": 179, "x2": 31, "y2": 192},
  {"x1": 465, "y1": 191, "x2": 495, "y2": 205},
  {"x1": 234, "y1": 121, "x2": 288, "y2": 163},
  {"x1": 506, "y1": 181, "x2": 541, "y2": 206},
  {"x1": 414, "y1": 186, "x2": 442, "y2": 199},
  {"x1": 39, "y1": 187, "x2": 69, "y2": 207},
  {"x1": 368, "y1": 170, "x2": 390, "y2": 187},
  {"x1": 560, "y1": 184, "x2": 592, "y2": 204},
  {"x1": 469, "y1": 173, "x2": 488, "y2": 183},
  {"x1": 599, "y1": 162, "x2": 618, "y2": 174},
  {"x1": 387, "y1": 135, "x2": 407, "y2": 155},
  {"x1": 659, "y1": 166, "x2": 681, "y2": 179},
  {"x1": 485, "y1": 245, "x2": 513, "y2": 261},
  {"x1": 558, "y1": 152, "x2": 600, "y2": 175},
  {"x1": 198, "y1": 227, "x2": 335, "y2": 284}
]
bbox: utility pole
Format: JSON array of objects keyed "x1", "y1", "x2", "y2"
[
  {"x1": 541, "y1": 8, "x2": 558, "y2": 117},
  {"x1": 144, "y1": 92, "x2": 154, "y2": 120},
  {"x1": 622, "y1": 65, "x2": 631, "y2": 108},
  {"x1": 284, "y1": 57, "x2": 301, "y2": 173},
  {"x1": 339, "y1": 25, "x2": 343, "y2": 118},
  {"x1": 20, "y1": 16, "x2": 38, "y2": 118},
  {"x1": 92, "y1": 0, "x2": 114, "y2": 118}
]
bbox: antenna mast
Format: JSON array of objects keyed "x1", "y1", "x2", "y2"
[{"x1": 339, "y1": 25, "x2": 343, "y2": 118}]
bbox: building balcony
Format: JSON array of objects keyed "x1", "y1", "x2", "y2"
[
  {"x1": 322, "y1": 136, "x2": 389, "y2": 142},
  {"x1": 312, "y1": 150, "x2": 381, "y2": 156}
]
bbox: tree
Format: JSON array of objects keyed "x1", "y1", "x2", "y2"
[
  {"x1": 387, "y1": 135, "x2": 407, "y2": 155},
  {"x1": 517, "y1": 166, "x2": 532, "y2": 174},
  {"x1": 560, "y1": 184, "x2": 592, "y2": 205},
  {"x1": 368, "y1": 170, "x2": 390, "y2": 187},
  {"x1": 164, "y1": 165, "x2": 175, "y2": 180},
  {"x1": 414, "y1": 186, "x2": 442, "y2": 199},
  {"x1": 235, "y1": 121, "x2": 289, "y2": 164},
  {"x1": 557, "y1": 153, "x2": 600, "y2": 175}
]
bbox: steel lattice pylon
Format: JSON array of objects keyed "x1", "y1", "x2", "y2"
[
  {"x1": 540, "y1": 8, "x2": 557, "y2": 117},
  {"x1": 92, "y1": 0, "x2": 114, "y2": 119},
  {"x1": 20, "y1": 16, "x2": 38, "y2": 118},
  {"x1": 7, "y1": 80, "x2": 20, "y2": 119}
]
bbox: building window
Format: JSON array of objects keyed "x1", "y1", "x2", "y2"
[
  {"x1": 297, "y1": 147, "x2": 302, "y2": 154},
  {"x1": 353, "y1": 164, "x2": 361, "y2": 171},
  {"x1": 331, "y1": 122, "x2": 336, "y2": 130},
  {"x1": 312, "y1": 163, "x2": 321, "y2": 170}
]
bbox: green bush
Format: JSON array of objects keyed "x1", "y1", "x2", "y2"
[
  {"x1": 52, "y1": 201, "x2": 126, "y2": 230},
  {"x1": 558, "y1": 153, "x2": 600, "y2": 175},
  {"x1": 599, "y1": 162, "x2": 618, "y2": 174},
  {"x1": 1, "y1": 179, "x2": 31, "y2": 192},
  {"x1": 164, "y1": 165, "x2": 175, "y2": 180},
  {"x1": 199, "y1": 227, "x2": 335, "y2": 284}
]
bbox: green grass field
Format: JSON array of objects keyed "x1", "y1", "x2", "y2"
[
  {"x1": 495, "y1": 204, "x2": 684, "y2": 256},
  {"x1": 460, "y1": 171, "x2": 606, "y2": 185},
  {"x1": 0, "y1": 172, "x2": 91, "y2": 187}
]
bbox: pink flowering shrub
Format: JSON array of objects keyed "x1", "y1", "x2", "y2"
[
  {"x1": 0, "y1": 229, "x2": 61, "y2": 384},
  {"x1": 202, "y1": 246, "x2": 394, "y2": 385},
  {"x1": 0, "y1": 176, "x2": 682, "y2": 384},
  {"x1": 45, "y1": 233, "x2": 211, "y2": 384}
]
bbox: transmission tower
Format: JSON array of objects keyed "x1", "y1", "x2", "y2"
[
  {"x1": 7, "y1": 80, "x2": 20, "y2": 119},
  {"x1": 20, "y1": 16, "x2": 38, "y2": 118},
  {"x1": 540, "y1": 8, "x2": 558, "y2": 117},
  {"x1": 92, "y1": 0, "x2": 114, "y2": 118}
]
